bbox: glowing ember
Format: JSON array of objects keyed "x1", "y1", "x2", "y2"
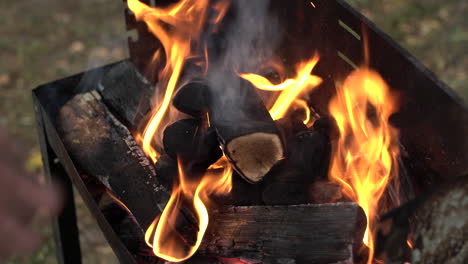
[
  {"x1": 328, "y1": 68, "x2": 399, "y2": 264},
  {"x1": 240, "y1": 54, "x2": 322, "y2": 125}
]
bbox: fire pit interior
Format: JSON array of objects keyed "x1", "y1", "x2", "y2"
[{"x1": 33, "y1": 0, "x2": 468, "y2": 263}]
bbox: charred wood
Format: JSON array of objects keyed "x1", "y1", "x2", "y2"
[
  {"x1": 261, "y1": 127, "x2": 331, "y2": 205},
  {"x1": 375, "y1": 175, "x2": 468, "y2": 264},
  {"x1": 287, "y1": 128, "x2": 330, "y2": 181},
  {"x1": 163, "y1": 119, "x2": 222, "y2": 171},
  {"x1": 309, "y1": 181, "x2": 343, "y2": 204},
  {"x1": 98, "y1": 60, "x2": 154, "y2": 129},
  {"x1": 411, "y1": 175, "x2": 468, "y2": 264},
  {"x1": 199, "y1": 203, "x2": 366, "y2": 264},
  {"x1": 275, "y1": 113, "x2": 308, "y2": 144},
  {"x1": 261, "y1": 164, "x2": 310, "y2": 205},
  {"x1": 228, "y1": 172, "x2": 263, "y2": 206},
  {"x1": 172, "y1": 81, "x2": 209, "y2": 118},
  {"x1": 57, "y1": 91, "x2": 198, "y2": 238},
  {"x1": 206, "y1": 77, "x2": 284, "y2": 183}
]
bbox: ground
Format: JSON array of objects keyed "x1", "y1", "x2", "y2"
[{"x1": 0, "y1": 0, "x2": 466, "y2": 263}]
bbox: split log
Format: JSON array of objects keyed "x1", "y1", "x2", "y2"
[
  {"x1": 98, "y1": 60, "x2": 154, "y2": 129},
  {"x1": 411, "y1": 175, "x2": 468, "y2": 264},
  {"x1": 206, "y1": 77, "x2": 284, "y2": 183},
  {"x1": 199, "y1": 203, "x2": 367, "y2": 263},
  {"x1": 57, "y1": 91, "x2": 198, "y2": 237}
]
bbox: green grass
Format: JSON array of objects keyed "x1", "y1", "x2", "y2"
[{"x1": 1, "y1": 0, "x2": 466, "y2": 263}]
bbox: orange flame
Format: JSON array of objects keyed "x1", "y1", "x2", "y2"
[
  {"x1": 145, "y1": 157, "x2": 232, "y2": 261},
  {"x1": 407, "y1": 239, "x2": 413, "y2": 249},
  {"x1": 128, "y1": 0, "x2": 232, "y2": 261},
  {"x1": 328, "y1": 68, "x2": 399, "y2": 264},
  {"x1": 240, "y1": 54, "x2": 322, "y2": 125},
  {"x1": 128, "y1": 0, "x2": 213, "y2": 163}
]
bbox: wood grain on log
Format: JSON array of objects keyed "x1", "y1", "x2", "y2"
[
  {"x1": 411, "y1": 175, "x2": 468, "y2": 264},
  {"x1": 199, "y1": 203, "x2": 366, "y2": 264},
  {"x1": 98, "y1": 60, "x2": 154, "y2": 129},
  {"x1": 57, "y1": 91, "x2": 199, "y2": 236}
]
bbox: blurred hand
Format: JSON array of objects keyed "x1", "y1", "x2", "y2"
[{"x1": 0, "y1": 129, "x2": 62, "y2": 260}]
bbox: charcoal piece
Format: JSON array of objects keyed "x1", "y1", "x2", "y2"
[
  {"x1": 312, "y1": 115, "x2": 339, "y2": 141},
  {"x1": 309, "y1": 181, "x2": 343, "y2": 204},
  {"x1": 163, "y1": 119, "x2": 200, "y2": 158},
  {"x1": 162, "y1": 119, "x2": 222, "y2": 170},
  {"x1": 287, "y1": 129, "x2": 331, "y2": 181},
  {"x1": 57, "y1": 91, "x2": 198, "y2": 238},
  {"x1": 198, "y1": 203, "x2": 367, "y2": 263},
  {"x1": 262, "y1": 181, "x2": 309, "y2": 205},
  {"x1": 229, "y1": 172, "x2": 263, "y2": 206},
  {"x1": 98, "y1": 60, "x2": 154, "y2": 129},
  {"x1": 172, "y1": 81, "x2": 209, "y2": 117},
  {"x1": 206, "y1": 76, "x2": 284, "y2": 183},
  {"x1": 261, "y1": 163, "x2": 310, "y2": 205},
  {"x1": 275, "y1": 114, "x2": 308, "y2": 145}
]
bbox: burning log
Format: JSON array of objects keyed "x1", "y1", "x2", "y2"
[
  {"x1": 206, "y1": 77, "x2": 284, "y2": 183},
  {"x1": 172, "y1": 81, "x2": 209, "y2": 118},
  {"x1": 162, "y1": 118, "x2": 222, "y2": 170},
  {"x1": 57, "y1": 91, "x2": 198, "y2": 234},
  {"x1": 98, "y1": 60, "x2": 154, "y2": 128},
  {"x1": 228, "y1": 172, "x2": 264, "y2": 206},
  {"x1": 199, "y1": 203, "x2": 367, "y2": 263},
  {"x1": 261, "y1": 124, "x2": 332, "y2": 205}
]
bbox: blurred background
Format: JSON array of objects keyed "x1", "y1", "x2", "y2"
[{"x1": 0, "y1": 0, "x2": 466, "y2": 263}]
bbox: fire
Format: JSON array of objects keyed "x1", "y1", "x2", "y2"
[
  {"x1": 128, "y1": 0, "x2": 232, "y2": 261},
  {"x1": 129, "y1": 0, "x2": 397, "y2": 263},
  {"x1": 128, "y1": 0, "x2": 213, "y2": 163},
  {"x1": 240, "y1": 54, "x2": 322, "y2": 125},
  {"x1": 145, "y1": 157, "x2": 232, "y2": 261},
  {"x1": 328, "y1": 68, "x2": 399, "y2": 264}
]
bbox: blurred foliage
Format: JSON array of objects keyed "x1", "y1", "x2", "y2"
[
  {"x1": 0, "y1": 0, "x2": 466, "y2": 263},
  {"x1": 347, "y1": 0, "x2": 468, "y2": 100}
]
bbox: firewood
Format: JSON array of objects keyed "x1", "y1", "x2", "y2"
[
  {"x1": 287, "y1": 128, "x2": 331, "y2": 181},
  {"x1": 229, "y1": 172, "x2": 263, "y2": 206},
  {"x1": 57, "y1": 91, "x2": 198, "y2": 237},
  {"x1": 275, "y1": 113, "x2": 308, "y2": 144},
  {"x1": 98, "y1": 192, "x2": 147, "y2": 255},
  {"x1": 154, "y1": 154, "x2": 178, "y2": 190},
  {"x1": 309, "y1": 181, "x2": 343, "y2": 204},
  {"x1": 163, "y1": 119, "x2": 222, "y2": 170},
  {"x1": 261, "y1": 163, "x2": 310, "y2": 205},
  {"x1": 375, "y1": 175, "x2": 468, "y2": 264},
  {"x1": 206, "y1": 77, "x2": 284, "y2": 183},
  {"x1": 172, "y1": 81, "x2": 209, "y2": 118},
  {"x1": 98, "y1": 60, "x2": 154, "y2": 129},
  {"x1": 199, "y1": 203, "x2": 367, "y2": 263},
  {"x1": 411, "y1": 175, "x2": 468, "y2": 264},
  {"x1": 261, "y1": 127, "x2": 331, "y2": 205}
]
